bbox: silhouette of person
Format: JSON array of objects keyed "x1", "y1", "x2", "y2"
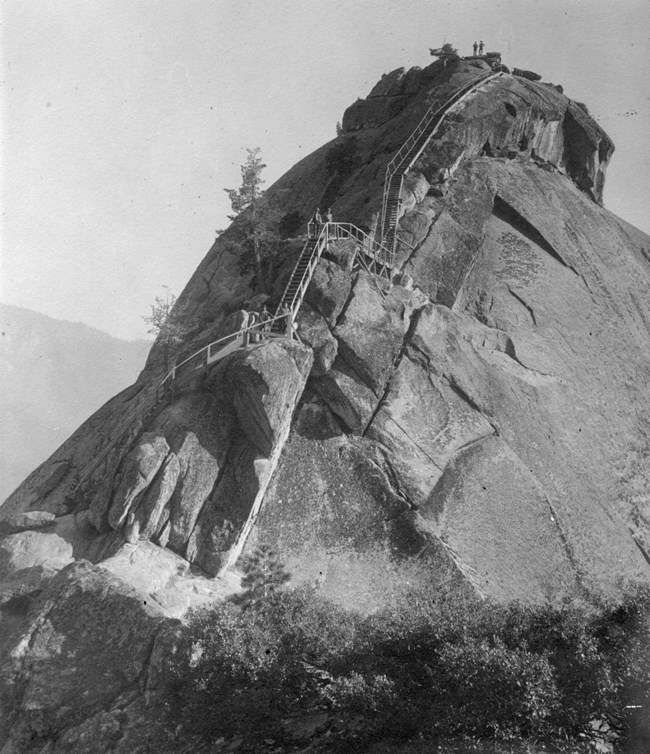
[
  {"x1": 260, "y1": 304, "x2": 271, "y2": 335},
  {"x1": 248, "y1": 310, "x2": 260, "y2": 343},
  {"x1": 310, "y1": 208, "x2": 322, "y2": 239},
  {"x1": 479, "y1": 40, "x2": 485, "y2": 55},
  {"x1": 473, "y1": 41, "x2": 478, "y2": 55},
  {"x1": 280, "y1": 303, "x2": 292, "y2": 335},
  {"x1": 240, "y1": 310, "x2": 250, "y2": 345},
  {"x1": 325, "y1": 208, "x2": 334, "y2": 237}
]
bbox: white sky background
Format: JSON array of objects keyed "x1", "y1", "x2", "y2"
[{"x1": 2, "y1": 0, "x2": 649, "y2": 341}]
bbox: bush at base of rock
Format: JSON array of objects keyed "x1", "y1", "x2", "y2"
[{"x1": 162, "y1": 583, "x2": 650, "y2": 752}]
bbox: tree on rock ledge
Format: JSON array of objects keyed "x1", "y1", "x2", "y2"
[
  {"x1": 224, "y1": 147, "x2": 281, "y2": 288},
  {"x1": 430, "y1": 42, "x2": 460, "y2": 67}
]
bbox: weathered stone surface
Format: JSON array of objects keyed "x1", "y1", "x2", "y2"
[
  {"x1": 394, "y1": 197, "x2": 440, "y2": 259},
  {"x1": 247, "y1": 433, "x2": 464, "y2": 611},
  {"x1": 365, "y1": 347, "x2": 495, "y2": 499},
  {"x1": 165, "y1": 430, "x2": 222, "y2": 554},
  {"x1": 106, "y1": 433, "x2": 170, "y2": 530},
  {"x1": 0, "y1": 511, "x2": 55, "y2": 535},
  {"x1": 367, "y1": 67, "x2": 406, "y2": 98},
  {"x1": 0, "y1": 529, "x2": 74, "y2": 603},
  {"x1": 0, "y1": 561, "x2": 168, "y2": 749},
  {"x1": 420, "y1": 73, "x2": 612, "y2": 203},
  {"x1": 98, "y1": 540, "x2": 228, "y2": 617},
  {"x1": 313, "y1": 358, "x2": 378, "y2": 433},
  {"x1": 342, "y1": 95, "x2": 409, "y2": 132},
  {"x1": 304, "y1": 259, "x2": 352, "y2": 325},
  {"x1": 0, "y1": 514, "x2": 99, "y2": 605},
  {"x1": 184, "y1": 438, "x2": 262, "y2": 575},
  {"x1": 334, "y1": 274, "x2": 406, "y2": 395},
  {"x1": 296, "y1": 305, "x2": 338, "y2": 377},
  {"x1": 323, "y1": 238, "x2": 356, "y2": 271},
  {"x1": 403, "y1": 209, "x2": 481, "y2": 307},
  {"x1": 401, "y1": 170, "x2": 430, "y2": 214},
  {"x1": 133, "y1": 453, "x2": 181, "y2": 540},
  {"x1": 422, "y1": 435, "x2": 580, "y2": 601},
  {"x1": 221, "y1": 340, "x2": 313, "y2": 457},
  {"x1": 293, "y1": 398, "x2": 344, "y2": 440}
]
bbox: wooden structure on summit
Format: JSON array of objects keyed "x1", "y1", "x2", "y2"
[{"x1": 72, "y1": 70, "x2": 503, "y2": 495}]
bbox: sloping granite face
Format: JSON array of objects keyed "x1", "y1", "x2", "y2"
[
  {"x1": 227, "y1": 169, "x2": 646, "y2": 608},
  {"x1": 2, "y1": 58, "x2": 647, "y2": 605},
  {"x1": 2, "y1": 59, "x2": 644, "y2": 604},
  {"x1": 247, "y1": 156, "x2": 650, "y2": 604}
]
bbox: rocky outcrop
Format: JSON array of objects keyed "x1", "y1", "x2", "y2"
[
  {"x1": 77, "y1": 338, "x2": 311, "y2": 575},
  {"x1": 0, "y1": 561, "x2": 178, "y2": 753},
  {"x1": 2, "y1": 58, "x2": 643, "y2": 598}
]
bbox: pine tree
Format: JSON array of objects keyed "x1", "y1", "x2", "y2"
[
  {"x1": 233, "y1": 543, "x2": 291, "y2": 610},
  {"x1": 224, "y1": 148, "x2": 280, "y2": 287}
]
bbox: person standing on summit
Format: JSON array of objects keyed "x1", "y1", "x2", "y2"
[
  {"x1": 473, "y1": 41, "x2": 478, "y2": 55},
  {"x1": 478, "y1": 40, "x2": 485, "y2": 55}
]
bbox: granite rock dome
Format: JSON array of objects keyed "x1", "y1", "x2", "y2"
[{"x1": 1, "y1": 57, "x2": 649, "y2": 751}]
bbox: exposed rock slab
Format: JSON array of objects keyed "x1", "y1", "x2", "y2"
[{"x1": 0, "y1": 561, "x2": 169, "y2": 750}]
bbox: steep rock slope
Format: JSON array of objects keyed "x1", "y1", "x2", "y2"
[{"x1": 1, "y1": 57, "x2": 650, "y2": 750}]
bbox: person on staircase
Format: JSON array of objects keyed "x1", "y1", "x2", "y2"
[
  {"x1": 280, "y1": 302, "x2": 292, "y2": 337},
  {"x1": 240, "y1": 310, "x2": 250, "y2": 345},
  {"x1": 248, "y1": 310, "x2": 260, "y2": 343},
  {"x1": 309, "y1": 209, "x2": 320, "y2": 239},
  {"x1": 473, "y1": 41, "x2": 478, "y2": 55},
  {"x1": 312, "y1": 208, "x2": 323, "y2": 239},
  {"x1": 325, "y1": 208, "x2": 334, "y2": 238},
  {"x1": 260, "y1": 304, "x2": 271, "y2": 337},
  {"x1": 479, "y1": 40, "x2": 485, "y2": 55}
]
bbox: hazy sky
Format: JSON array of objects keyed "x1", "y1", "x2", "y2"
[{"x1": 2, "y1": 0, "x2": 649, "y2": 340}]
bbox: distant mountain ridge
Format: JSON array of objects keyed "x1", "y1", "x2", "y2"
[{"x1": 0, "y1": 303, "x2": 151, "y2": 500}]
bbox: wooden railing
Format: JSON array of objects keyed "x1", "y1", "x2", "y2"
[{"x1": 379, "y1": 71, "x2": 503, "y2": 256}]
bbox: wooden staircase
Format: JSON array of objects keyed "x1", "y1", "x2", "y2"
[
  {"x1": 272, "y1": 236, "x2": 320, "y2": 333},
  {"x1": 379, "y1": 70, "x2": 502, "y2": 257}
]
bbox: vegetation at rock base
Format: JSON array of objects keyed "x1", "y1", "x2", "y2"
[
  {"x1": 224, "y1": 147, "x2": 282, "y2": 286},
  {"x1": 164, "y1": 582, "x2": 650, "y2": 752},
  {"x1": 232, "y1": 543, "x2": 291, "y2": 611}
]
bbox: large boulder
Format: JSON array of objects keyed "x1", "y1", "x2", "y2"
[{"x1": 0, "y1": 561, "x2": 170, "y2": 750}]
